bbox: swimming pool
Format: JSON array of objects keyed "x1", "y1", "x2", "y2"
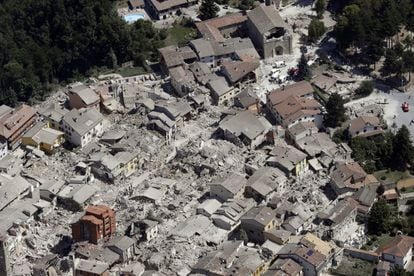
[{"x1": 123, "y1": 13, "x2": 145, "y2": 23}]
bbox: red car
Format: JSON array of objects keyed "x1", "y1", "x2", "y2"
[{"x1": 402, "y1": 102, "x2": 409, "y2": 112}]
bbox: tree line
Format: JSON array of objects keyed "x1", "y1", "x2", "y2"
[
  {"x1": 0, "y1": 0, "x2": 166, "y2": 106},
  {"x1": 333, "y1": 0, "x2": 414, "y2": 70}
]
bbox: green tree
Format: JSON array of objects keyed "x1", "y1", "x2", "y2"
[
  {"x1": 355, "y1": 80, "x2": 374, "y2": 97},
  {"x1": 199, "y1": 0, "x2": 219, "y2": 20},
  {"x1": 238, "y1": 0, "x2": 255, "y2": 10},
  {"x1": 0, "y1": 0, "x2": 167, "y2": 105},
  {"x1": 324, "y1": 93, "x2": 346, "y2": 128},
  {"x1": 296, "y1": 53, "x2": 312, "y2": 81},
  {"x1": 377, "y1": 184, "x2": 385, "y2": 195},
  {"x1": 350, "y1": 137, "x2": 378, "y2": 172},
  {"x1": 391, "y1": 125, "x2": 414, "y2": 171},
  {"x1": 308, "y1": 19, "x2": 326, "y2": 42},
  {"x1": 368, "y1": 199, "x2": 391, "y2": 235},
  {"x1": 315, "y1": 0, "x2": 325, "y2": 19},
  {"x1": 366, "y1": 40, "x2": 385, "y2": 69}
]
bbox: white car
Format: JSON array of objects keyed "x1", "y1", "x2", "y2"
[
  {"x1": 277, "y1": 75, "x2": 289, "y2": 83},
  {"x1": 273, "y1": 61, "x2": 286, "y2": 68}
]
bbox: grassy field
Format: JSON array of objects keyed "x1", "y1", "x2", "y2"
[
  {"x1": 374, "y1": 170, "x2": 410, "y2": 183},
  {"x1": 117, "y1": 66, "x2": 148, "y2": 77},
  {"x1": 116, "y1": 0, "x2": 129, "y2": 9},
  {"x1": 364, "y1": 234, "x2": 394, "y2": 251},
  {"x1": 331, "y1": 256, "x2": 376, "y2": 276},
  {"x1": 401, "y1": 186, "x2": 414, "y2": 193},
  {"x1": 165, "y1": 26, "x2": 197, "y2": 47}
]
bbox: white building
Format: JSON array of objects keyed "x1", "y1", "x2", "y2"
[
  {"x1": 379, "y1": 235, "x2": 414, "y2": 269},
  {"x1": 0, "y1": 138, "x2": 8, "y2": 160},
  {"x1": 62, "y1": 108, "x2": 104, "y2": 147}
]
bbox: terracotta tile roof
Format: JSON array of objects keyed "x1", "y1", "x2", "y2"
[
  {"x1": 196, "y1": 13, "x2": 247, "y2": 42},
  {"x1": 222, "y1": 59, "x2": 259, "y2": 84},
  {"x1": 267, "y1": 81, "x2": 314, "y2": 106},
  {"x1": 349, "y1": 116, "x2": 382, "y2": 135},
  {"x1": 148, "y1": 0, "x2": 197, "y2": 12},
  {"x1": 159, "y1": 46, "x2": 197, "y2": 68},
  {"x1": 274, "y1": 96, "x2": 321, "y2": 125},
  {"x1": 377, "y1": 235, "x2": 414, "y2": 258},
  {"x1": 330, "y1": 162, "x2": 375, "y2": 191},
  {"x1": 293, "y1": 246, "x2": 326, "y2": 267},
  {"x1": 300, "y1": 233, "x2": 333, "y2": 257},
  {"x1": 0, "y1": 104, "x2": 37, "y2": 140},
  {"x1": 397, "y1": 178, "x2": 414, "y2": 190}
]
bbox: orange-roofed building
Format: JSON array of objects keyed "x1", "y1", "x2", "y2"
[
  {"x1": 377, "y1": 235, "x2": 414, "y2": 269},
  {"x1": 72, "y1": 205, "x2": 116, "y2": 244},
  {"x1": 0, "y1": 104, "x2": 37, "y2": 149}
]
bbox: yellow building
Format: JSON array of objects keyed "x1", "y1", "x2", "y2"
[
  {"x1": 22, "y1": 122, "x2": 65, "y2": 154},
  {"x1": 301, "y1": 233, "x2": 333, "y2": 257},
  {"x1": 99, "y1": 151, "x2": 139, "y2": 179},
  {"x1": 267, "y1": 144, "x2": 308, "y2": 177}
]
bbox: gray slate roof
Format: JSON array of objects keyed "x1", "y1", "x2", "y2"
[
  {"x1": 247, "y1": 4, "x2": 287, "y2": 35},
  {"x1": 63, "y1": 108, "x2": 104, "y2": 136}
]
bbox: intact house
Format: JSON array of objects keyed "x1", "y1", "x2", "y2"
[
  {"x1": 376, "y1": 235, "x2": 414, "y2": 269},
  {"x1": 234, "y1": 88, "x2": 262, "y2": 114},
  {"x1": 62, "y1": 108, "x2": 105, "y2": 148},
  {"x1": 266, "y1": 81, "x2": 323, "y2": 129},
  {"x1": 240, "y1": 206, "x2": 277, "y2": 244},
  {"x1": 195, "y1": 13, "x2": 248, "y2": 42},
  {"x1": 71, "y1": 205, "x2": 116, "y2": 245},
  {"x1": 348, "y1": 116, "x2": 384, "y2": 138},
  {"x1": 145, "y1": 0, "x2": 198, "y2": 20},
  {"x1": 68, "y1": 84, "x2": 100, "y2": 111},
  {"x1": 209, "y1": 172, "x2": 246, "y2": 202},
  {"x1": 329, "y1": 162, "x2": 379, "y2": 197},
  {"x1": 0, "y1": 104, "x2": 38, "y2": 150},
  {"x1": 286, "y1": 121, "x2": 319, "y2": 143},
  {"x1": 189, "y1": 37, "x2": 257, "y2": 68},
  {"x1": 221, "y1": 59, "x2": 260, "y2": 87},
  {"x1": 277, "y1": 243, "x2": 329, "y2": 276},
  {"x1": 269, "y1": 96, "x2": 322, "y2": 129},
  {"x1": 245, "y1": 166, "x2": 287, "y2": 203},
  {"x1": 266, "y1": 144, "x2": 308, "y2": 177},
  {"x1": 247, "y1": 4, "x2": 293, "y2": 58},
  {"x1": 207, "y1": 76, "x2": 238, "y2": 105},
  {"x1": 216, "y1": 110, "x2": 273, "y2": 149},
  {"x1": 40, "y1": 103, "x2": 69, "y2": 131},
  {"x1": 21, "y1": 121, "x2": 64, "y2": 154},
  {"x1": 158, "y1": 45, "x2": 197, "y2": 74},
  {"x1": 263, "y1": 258, "x2": 303, "y2": 276}
]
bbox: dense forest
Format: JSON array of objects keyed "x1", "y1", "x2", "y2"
[
  {"x1": 0, "y1": 0, "x2": 166, "y2": 106},
  {"x1": 333, "y1": 0, "x2": 414, "y2": 71}
]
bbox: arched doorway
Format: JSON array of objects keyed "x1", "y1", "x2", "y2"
[{"x1": 275, "y1": 46, "x2": 284, "y2": 56}]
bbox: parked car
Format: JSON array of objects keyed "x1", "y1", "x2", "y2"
[{"x1": 273, "y1": 61, "x2": 286, "y2": 68}]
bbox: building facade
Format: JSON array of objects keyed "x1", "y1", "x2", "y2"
[{"x1": 72, "y1": 205, "x2": 116, "y2": 244}]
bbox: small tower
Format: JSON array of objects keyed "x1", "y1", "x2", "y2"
[{"x1": 0, "y1": 235, "x2": 11, "y2": 276}]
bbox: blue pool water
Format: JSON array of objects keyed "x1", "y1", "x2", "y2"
[{"x1": 124, "y1": 13, "x2": 145, "y2": 23}]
